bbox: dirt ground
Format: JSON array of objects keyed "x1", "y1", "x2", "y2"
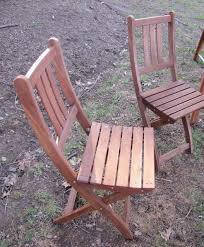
[{"x1": 0, "y1": 0, "x2": 204, "y2": 246}]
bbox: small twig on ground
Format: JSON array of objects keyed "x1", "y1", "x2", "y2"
[
  {"x1": 4, "y1": 197, "x2": 8, "y2": 213},
  {"x1": 73, "y1": 222, "x2": 90, "y2": 234},
  {"x1": 185, "y1": 207, "x2": 192, "y2": 219},
  {"x1": 79, "y1": 74, "x2": 102, "y2": 99},
  {"x1": 0, "y1": 24, "x2": 18, "y2": 30},
  {"x1": 68, "y1": 151, "x2": 78, "y2": 160},
  {"x1": 156, "y1": 178, "x2": 172, "y2": 182},
  {"x1": 175, "y1": 18, "x2": 188, "y2": 26}
]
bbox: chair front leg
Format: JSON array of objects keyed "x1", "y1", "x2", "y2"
[{"x1": 182, "y1": 116, "x2": 193, "y2": 153}]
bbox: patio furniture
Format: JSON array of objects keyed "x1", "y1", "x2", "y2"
[
  {"x1": 14, "y1": 37, "x2": 155, "y2": 239},
  {"x1": 191, "y1": 75, "x2": 204, "y2": 124},
  {"x1": 128, "y1": 12, "x2": 204, "y2": 165},
  {"x1": 193, "y1": 30, "x2": 204, "y2": 63}
]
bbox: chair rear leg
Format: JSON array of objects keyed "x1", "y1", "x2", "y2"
[
  {"x1": 182, "y1": 116, "x2": 193, "y2": 153},
  {"x1": 139, "y1": 103, "x2": 160, "y2": 171}
]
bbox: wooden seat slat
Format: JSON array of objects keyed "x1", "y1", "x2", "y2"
[
  {"x1": 77, "y1": 122, "x2": 101, "y2": 183},
  {"x1": 158, "y1": 91, "x2": 201, "y2": 111},
  {"x1": 143, "y1": 128, "x2": 155, "y2": 189},
  {"x1": 170, "y1": 100, "x2": 204, "y2": 120},
  {"x1": 164, "y1": 95, "x2": 204, "y2": 115},
  {"x1": 36, "y1": 77, "x2": 62, "y2": 135},
  {"x1": 46, "y1": 66, "x2": 68, "y2": 119},
  {"x1": 90, "y1": 124, "x2": 111, "y2": 184},
  {"x1": 129, "y1": 127, "x2": 143, "y2": 188},
  {"x1": 141, "y1": 80, "x2": 184, "y2": 98},
  {"x1": 151, "y1": 88, "x2": 196, "y2": 107},
  {"x1": 147, "y1": 84, "x2": 190, "y2": 102},
  {"x1": 41, "y1": 71, "x2": 65, "y2": 127},
  {"x1": 116, "y1": 127, "x2": 132, "y2": 187},
  {"x1": 103, "y1": 125, "x2": 122, "y2": 186}
]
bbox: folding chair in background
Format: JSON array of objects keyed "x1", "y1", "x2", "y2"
[
  {"x1": 193, "y1": 30, "x2": 204, "y2": 63},
  {"x1": 14, "y1": 37, "x2": 155, "y2": 239},
  {"x1": 128, "y1": 12, "x2": 204, "y2": 165},
  {"x1": 191, "y1": 31, "x2": 204, "y2": 124}
]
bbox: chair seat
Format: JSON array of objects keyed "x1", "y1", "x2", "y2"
[
  {"x1": 77, "y1": 122, "x2": 155, "y2": 192},
  {"x1": 141, "y1": 80, "x2": 204, "y2": 122}
]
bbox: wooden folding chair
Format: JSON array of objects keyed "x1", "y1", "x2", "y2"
[
  {"x1": 128, "y1": 12, "x2": 204, "y2": 165},
  {"x1": 193, "y1": 30, "x2": 204, "y2": 63},
  {"x1": 191, "y1": 75, "x2": 204, "y2": 124},
  {"x1": 14, "y1": 37, "x2": 155, "y2": 239}
]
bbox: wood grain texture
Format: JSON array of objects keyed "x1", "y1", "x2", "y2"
[
  {"x1": 90, "y1": 124, "x2": 111, "y2": 184},
  {"x1": 129, "y1": 127, "x2": 143, "y2": 188},
  {"x1": 36, "y1": 77, "x2": 62, "y2": 135},
  {"x1": 78, "y1": 122, "x2": 101, "y2": 183},
  {"x1": 116, "y1": 127, "x2": 132, "y2": 187},
  {"x1": 46, "y1": 66, "x2": 68, "y2": 118},
  {"x1": 156, "y1": 24, "x2": 163, "y2": 63},
  {"x1": 133, "y1": 15, "x2": 171, "y2": 27},
  {"x1": 103, "y1": 125, "x2": 122, "y2": 186},
  {"x1": 171, "y1": 100, "x2": 204, "y2": 120},
  {"x1": 142, "y1": 80, "x2": 184, "y2": 98},
  {"x1": 149, "y1": 25, "x2": 157, "y2": 64},
  {"x1": 182, "y1": 116, "x2": 193, "y2": 153},
  {"x1": 143, "y1": 128, "x2": 155, "y2": 188},
  {"x1": 41, "y1": 70, "x2": 65, "y2": 127},
  {"x1": 151, "y1": 88, "x2": 196, "y2": 108},
  {"x1": 158, "y1": 91, "x2": 201, "y2": 111},
  {"x1": 191, "y1": 75, "x2": 204, "y2": 124},
  {"x1": 165, "y1": 95, "x2": 204, "y2": 115},
  {"x1": 193, "y1": 30, "x2": 204, "y2": 62},
  {"x1": 147, "y1": 83, "x2": 189, "y2": 102},
  {"x1": 58, "y1": 105, "x2": 78, "y2": 151},
  {"x1": 143, "y1": 25, "x2": 151, "y2": 67}
]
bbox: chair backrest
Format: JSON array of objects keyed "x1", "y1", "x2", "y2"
[
  {"x1": 128, "y1": 12, "x2": 177, "y2": 96},
  {"x1": 14, "y1": 37, "x2": 91, "y2": 183}
]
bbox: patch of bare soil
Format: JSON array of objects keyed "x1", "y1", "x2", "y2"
[{"x1": 0, "y1": 0, "x2": 204, "y2": 246}]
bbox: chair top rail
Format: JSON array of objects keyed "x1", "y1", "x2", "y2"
[
  {"x1": 130, "y1": 14, "x2": 171, "y2": 27},
  {"x1": 26, "y1": 47, "x2": 56, "y2": 86}
]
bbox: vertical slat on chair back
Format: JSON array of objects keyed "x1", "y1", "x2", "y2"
[
  {"x1": 14, "y1": 38, "x2": 90, "y2": 149},
  {"x1": 128, "y1": 12, "x2": 177, "y2": 94},
  {"x1": 14, "y1": 38, "x2": 91, "y2": 182}
]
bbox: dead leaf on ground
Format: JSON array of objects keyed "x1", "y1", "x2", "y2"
[
  {"x1": 160, "y1": 227, "x2": 172, "y2": 242},
  {"x1": 4, "y1": 174, "x2": 17, "y2": 187}
]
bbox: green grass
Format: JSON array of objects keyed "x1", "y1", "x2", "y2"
[
  {"x1": 192, "y1": 128, "x2": 204, "y2": 160},
  {"x1": 35, "y1": 191, "x2": 51, "y2": 203},
  {"x1": 43, "y1": 200, "x2": 61, "y2": 218},
  {"x1": 0, "y1": 240, "x2": 10, "y2": 247},
  {"x1": 29, "y1": 163, "x2": 45, "y2": 177}
]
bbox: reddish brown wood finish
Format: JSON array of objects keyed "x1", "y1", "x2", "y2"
[
  {"x1": 14, "y1": 38, "x2": 155, "y2": 239},
  {"x1": 191, "y1": 75, "x2": 204, "y2": 124},
  {"x1": 77, "y1": 124, "x2": 155, "y2": 191},
  {"x1": 128, "y1": 12, "x2": 204, "y2": 164},
  {"x1": 193, "y1": 30, "x2": 204, "y2": 62}
]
